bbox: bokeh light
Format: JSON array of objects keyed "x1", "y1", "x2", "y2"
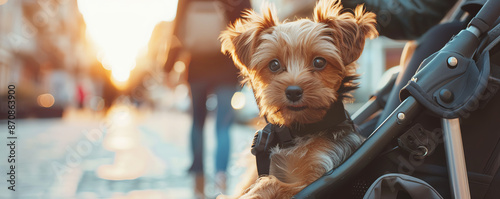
[
  {"x1": 231, "y1": 92, "x2": 246, "y2": 110},
  {"x1": 206, "y1": 94, "x2": 218, "y2": 111},
  {"x1": 173, "y1": 61, "x2": 186, "y2": 73},
  {"x1": 37, "y1": 93, "x2": 55, "y2": 108}
]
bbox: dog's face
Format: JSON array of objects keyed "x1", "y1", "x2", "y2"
[{"x1": 221, "y1": 0, "x2": 377, "y2": 126}]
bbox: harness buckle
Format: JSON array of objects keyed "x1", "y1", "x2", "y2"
[{"x1": 251, "y1": 124, "x2": 274, "y2": 156}]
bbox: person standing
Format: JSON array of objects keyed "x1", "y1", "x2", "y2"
[{"x1": 165, "y1": 0, "x2": 252, "y2": 198}]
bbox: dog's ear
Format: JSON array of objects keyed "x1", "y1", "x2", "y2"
[
  {"x1": 314, "y1": 0, "x2": 378, "y2": 65},
  {"x1": 220, "y1": 6, "x2": 279, "y2": 75}
]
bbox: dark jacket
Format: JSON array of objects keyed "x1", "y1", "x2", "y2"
[{"x1": 343, "y1": 0, "x2": 458, "y2": 40}]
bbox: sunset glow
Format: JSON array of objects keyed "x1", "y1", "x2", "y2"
[{"x1": 77, "y1": 0, "x2": 178, "y2": 86}]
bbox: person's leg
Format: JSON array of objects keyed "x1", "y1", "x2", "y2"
[
  {"x1": 214, "y1": 84, "x2": 237, "y2": 191},
  {"x1": 188, "y1": 82, "x2": 209, "y2": 197}
]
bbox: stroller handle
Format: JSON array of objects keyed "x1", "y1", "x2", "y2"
[
  {"x1": 295, "y1": 0, "x2": 500, "y2": 198},
  {"x1": 468, "y1": 0, "x2": 500, "y2": 36}
]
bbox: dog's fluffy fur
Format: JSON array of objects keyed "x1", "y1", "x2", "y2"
[{"x1": 219, "y1": 0, "x2": 377, "y2": 198}]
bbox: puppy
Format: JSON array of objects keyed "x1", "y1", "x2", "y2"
[{"x1": 219, "y1": 0, "x2": 377, "y2": 198}]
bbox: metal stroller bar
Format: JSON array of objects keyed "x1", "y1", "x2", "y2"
[
  {"x1": 351, "y1": 99, "x2": 379, "y2": 125},
  {"x1": 352, "y1": 72, "x2": 398, "y2": 125},
  {"x1": 442, "y1": 118, "x2": 471, "y2": 199}
]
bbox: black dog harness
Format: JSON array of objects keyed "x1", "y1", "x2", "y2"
[{"x1": 250, "y1": 101, "x2": 354, "y2": 176}]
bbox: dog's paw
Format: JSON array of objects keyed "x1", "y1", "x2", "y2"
[{"x1": 237, "y1": 177, "x2": 276, "y2": 199}]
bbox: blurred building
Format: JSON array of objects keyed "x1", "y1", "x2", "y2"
[{"x1": 0, "y1": 0, "x2": 118, "y2": 117}]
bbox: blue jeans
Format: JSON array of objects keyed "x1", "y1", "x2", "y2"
[{"x1": 188, "y1": 82, "x2": 236, "y2": 174}]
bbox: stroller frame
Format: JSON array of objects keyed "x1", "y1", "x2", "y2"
[{"x1": 294, "y1": 0, "x2": 500, "y2": 198}]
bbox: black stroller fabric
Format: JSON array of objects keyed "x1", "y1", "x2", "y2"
[{"x1": 362, "y1": 173, "x2": 443, "y2": 199}]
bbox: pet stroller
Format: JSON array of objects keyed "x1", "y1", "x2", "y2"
[{"x1": 293, "y1": 0, "x2": 500, "y2": 198}]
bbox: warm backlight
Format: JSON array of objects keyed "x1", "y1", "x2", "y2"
[{"x1": 77, "y1": 0, "x2": 178, "y2": 87}]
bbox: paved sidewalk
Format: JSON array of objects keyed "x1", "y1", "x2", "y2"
[{"x1": 0, "y1": 106, "x2": 257, "y2": 199}]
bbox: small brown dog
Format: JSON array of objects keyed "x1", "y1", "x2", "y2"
[{"x1": 219, "y1": 0, "x2": 377, "y2": 198}]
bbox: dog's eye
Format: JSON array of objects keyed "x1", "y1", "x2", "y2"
[
  {"x1": 313, "y1": 57, "x2": 327, "y2": 70},
  {"x1": 268, "y1": 59, "x2": 281, "y2": 72}
]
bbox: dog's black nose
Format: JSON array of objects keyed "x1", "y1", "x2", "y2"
[{"x1": 285, "y1": 86, "x2": 303, "y2": 102}]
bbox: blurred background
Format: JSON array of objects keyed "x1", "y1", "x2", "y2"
[{"x1": 0, "y1": 0, "x2": 405, "y2": 198}]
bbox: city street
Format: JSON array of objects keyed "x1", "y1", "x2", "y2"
[{"x1": 0, "y1": 105, "x2": 258, "y2": 199}]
